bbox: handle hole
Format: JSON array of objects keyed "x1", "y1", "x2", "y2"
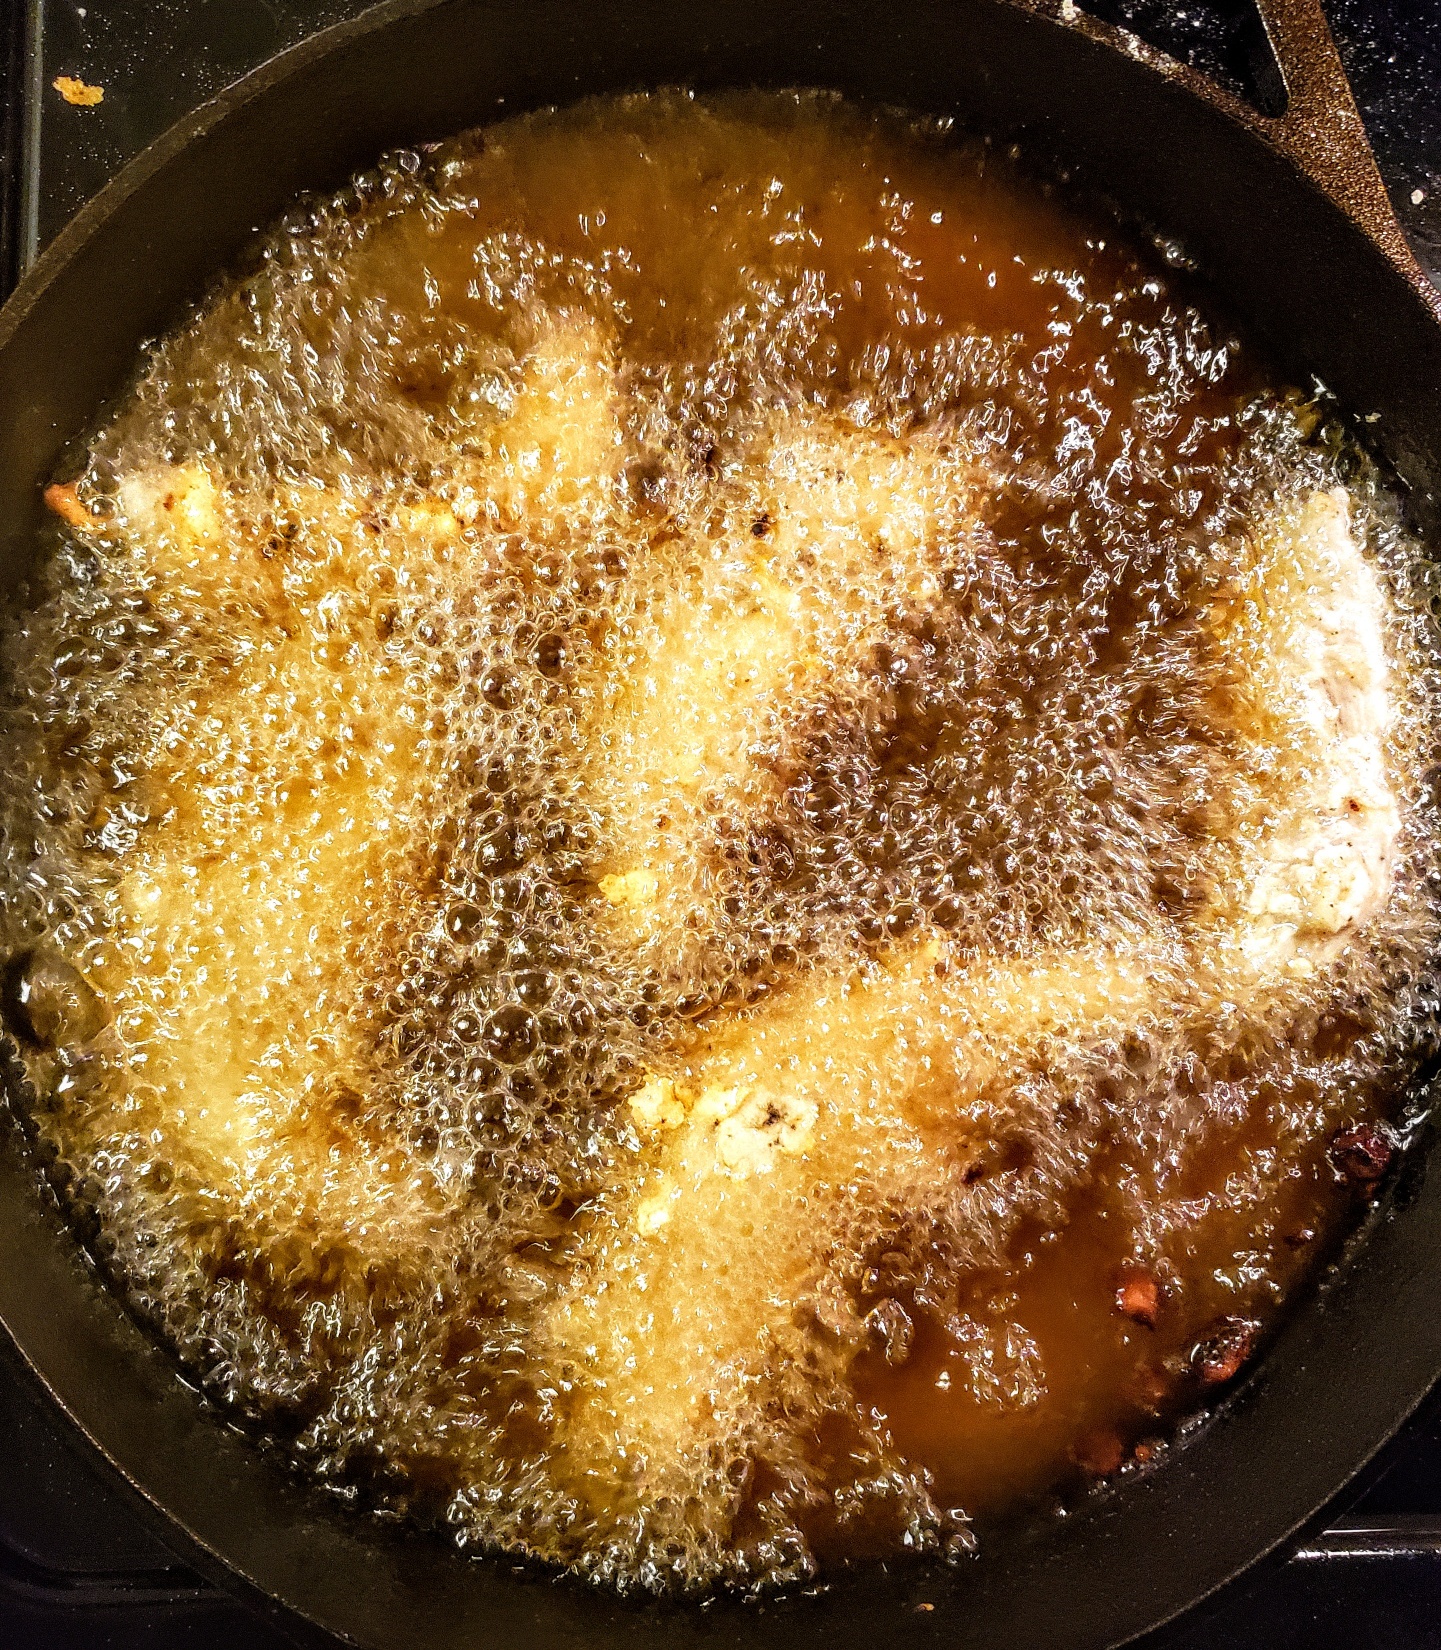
[{"x1": 1072, "y1": 0, "x2": 1289, "y2": 118}]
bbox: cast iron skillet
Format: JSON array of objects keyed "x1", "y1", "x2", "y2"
[{"x1": 1, "y1": 1, "x2": 1440, "y2": 1646}]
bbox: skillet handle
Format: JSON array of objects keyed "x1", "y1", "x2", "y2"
[
  {"x1": 1249, "y1": 0, "x2": 1413, "y2": 270},
  {"x1": 1021, "y1": 0, "x2": 1436, "y2": 306}
]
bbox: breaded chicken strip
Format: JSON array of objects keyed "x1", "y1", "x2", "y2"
[
  {"x1": 588, "y1": 408, "x2": 986, "y2": 936},
  {"x1": 39, "y1": 317, "x2": 624, "y2": 1251},
  {"x1": 1210, "y1": 487, "x2": 1399, "y2": 971}
]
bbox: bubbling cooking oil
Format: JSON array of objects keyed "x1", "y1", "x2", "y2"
[{"x1": 3, "y1": 91, "x2": 1441, "y2": 1596}]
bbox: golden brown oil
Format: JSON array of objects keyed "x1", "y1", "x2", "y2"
[{"x1": 1, "y1": 91, "x2": 1440, "y2": 1597}]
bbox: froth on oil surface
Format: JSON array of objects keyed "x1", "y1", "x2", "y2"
[{"x1": 3, "y1": 89, "x2": 1441, "y2": 1597}]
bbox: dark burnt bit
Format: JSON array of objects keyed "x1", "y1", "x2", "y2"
[
  {"x1": 745, "y1": 822, "x2": 797, "y2": 887},
  {"x1": 3, "y1": 949, "x2": 108, "y2": 1049},
  {"x1": 1131, "y1": 1363, "x2": 1174, "y2": 1413},
  {"x1": 266, "y1": 517, "x2": 301, "y2": 557},
  {"x1": 1330, "y1": 1123, "x2": 1393, "y2": 1187},
  {"x1": 1193, "y1": 1316, "x2": 1261, "y2": 1387},
  {"x1": 1114, "y1": 1266, "x2": 1161, "y2": 1328},
  {"x1": 751, "y1": 510, "x2": 772, "y2": 539},
  {"x1": 1072, "y1": 1428, "x2": 1125, "y2": 1477},
  {"x1": 864, "y1": 1296, "x2": 915, "y2": 1367}
]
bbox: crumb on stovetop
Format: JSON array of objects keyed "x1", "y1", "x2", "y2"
[{"x1": 53, "y1": 75, "x2": 104, "y2": 108}]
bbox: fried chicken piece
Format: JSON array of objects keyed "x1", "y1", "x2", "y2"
[
  {"x1": 63, "y1": 317, "x2": 622, "y2": 1243},
  {"x1": 46, "y1": 457, "x2": 433, "y2": 1245},
  {"x1": 589, "y1": 409, "x2": 985, "y2": 935},
  {"x1": 543, "y1": 935, "x2": 1169, "y2": 1535},
  {"x1": 1209, "y1": 487, "x2": 1399, "y2": 973},
  {"x1": 449, "y1": 311, "x2": 621, "y2": 530},
  {"x1": 115, "y1": 464, "x2": 225, "y2": 566},
  {"x1": 61, "y1": 310, "x2": 621, "y2": 577}
]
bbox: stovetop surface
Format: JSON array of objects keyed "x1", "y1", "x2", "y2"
[{"x1": 3, "y1": 2, "x2": 1441, "y2": 1646}]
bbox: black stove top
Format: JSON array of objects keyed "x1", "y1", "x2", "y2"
[{"x1": 3, "y1": 3, "x2": 1441, "y2": 1646}]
